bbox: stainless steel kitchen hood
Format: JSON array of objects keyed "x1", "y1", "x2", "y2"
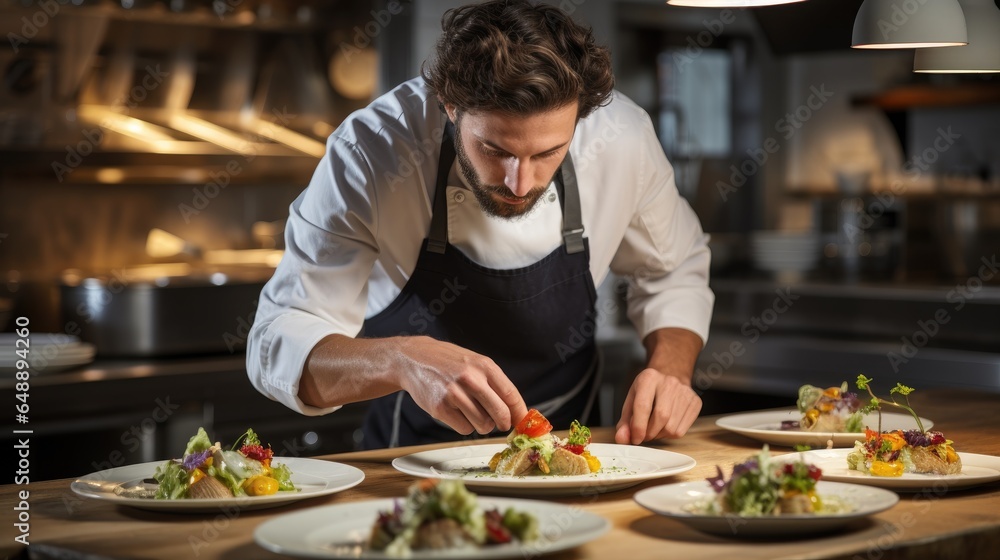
[{"x1": 0, "y1": 0, "x2": 374, "y2": 185}]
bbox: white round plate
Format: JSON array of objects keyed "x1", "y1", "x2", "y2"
[
  {"x1": 716, "y1": 409, "x2": 933, "y2": 448},
  {"x1": 634, "y1": 480, "x2": 898, "y2": 538},
  {"x1": 71, "y1": 457, "x2": 365, "y2": 512},
  {"x1": 0, "y1": 338, "x2": 96, "y2": 374},
  {"x1": 254, "y1": 496, "x2": 610, "y2": 558},
  {"x1": 391, "y1": 443, "x2": 695, "y2": 496},
  {"x1": 773, "y1": 448, "x2": 1000, "y2": 491}
]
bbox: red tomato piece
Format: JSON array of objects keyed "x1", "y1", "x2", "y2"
[{"x1": 515, "y1": 409, "x2": 552, "y2": 438}]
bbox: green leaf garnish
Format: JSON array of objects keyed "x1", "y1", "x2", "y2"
[{"x1": 855, "y1": 375, "x2": 924, "y2": 433}]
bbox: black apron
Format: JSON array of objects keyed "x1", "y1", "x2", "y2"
[{"x1": 360, "y1": 120, "x2": 600, "y2": 448}]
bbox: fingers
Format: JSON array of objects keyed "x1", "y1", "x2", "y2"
[
  {"x1": 483, "y1": 363, "x2": 526, "y2": 431},
  {"x1": 628, "y1": 370, "x2": 656, "y2": 445},
  {"x1": 437, "y1": 351, "x2": 523, "y2": 436},
  {"x1": 615, "y1": 386, "x2": 636, "y2": 444},
  {"x1": 663, "y1": 390, "x2": 702, "y2": 438},
  {"x1": 436, "y1": 406, "x2": 477, "y2": 436},
  {"x1": 621, "y1": 371, "x2": 703, "y2": 444}
]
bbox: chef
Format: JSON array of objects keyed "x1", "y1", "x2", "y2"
[{"x1": 247, "y1": 0, "x2": 714, "y2": 449}]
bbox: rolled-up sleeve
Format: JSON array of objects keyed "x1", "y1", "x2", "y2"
[
  {"x1": 247, "y1": 136, "x2": 379, "y2": 415},
  {"x1": 609, "y1": 116, "x2": 714, "y2": 345}
]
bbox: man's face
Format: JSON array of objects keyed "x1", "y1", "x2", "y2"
[{"x1": 447, "y1": 103, "x2": 578, "y2": 219}]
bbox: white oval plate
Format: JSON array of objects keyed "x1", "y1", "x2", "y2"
[
  {"x1": 716, "y1": 409, "x2": 933, "y2": 448},
  {"x1": 391, "y1": 443, "x2": 695, "y2": 496},
  {"x1": 70, "y1": 457, "x2": 364, "y2": 512},
  {"x1": 254, "y1": 496, "x2": 610, "y2": 558},
  {"x1": 634, "y1": 480, "x2": 898, "y2": 538},
  {"x1": 773, "y1": 448, "x2": 1000, "y2": 491}
]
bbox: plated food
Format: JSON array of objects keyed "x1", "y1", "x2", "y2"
[
  {"x1": 634, "y1": 444, "x2": 899, "y2": 538},
  {"x1": 700, "y1": 446, "x2": 849, "y2": 516},
  {"x1": 71, "y1": 456, "x2": 365, "y2": 512},
  {"x1": 777, "y1": 448, "x2": 1000, "y2": 490},
  {"x1": 784, "y1": 382, "x2": 864, "y2": 433},
  {"x1": 369, "y1": 479, "x2": 538, "y2": 557},
  {"x1": 489, "y1": 409, "x2": 600, "y2": 476},
  {"x1": 715, "y1": 410, "x2": 932, "y2": 448},
  {"x1": 393, "y1": 443, "x2": 696, "y2": 496},
  {"x1": 153, "y1": 427, "x2": 296, "y2": 499},
  {"x1": 634, "y1": 478, "x2": 898, "y2": 538},
  {"x1": 716, "y1": 377, "x2": 932, "y2": 447},
  {"x1": 254, "y1": 491, "x2": 611, "y2": 559},
  {"x1": 846, "y1": 376, "x2": 962, "y2": 477}
]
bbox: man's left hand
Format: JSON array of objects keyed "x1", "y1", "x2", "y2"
[{"x1": 615, "y1": 368, "x2": 702, "y2": 444}]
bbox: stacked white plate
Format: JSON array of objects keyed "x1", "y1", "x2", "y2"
[
  {"x1": 751, "y1": 231, "x2": 821, "y2": 278},
  {"x1": 0, "y1": 333, "x2": 96, "y2": 374}
]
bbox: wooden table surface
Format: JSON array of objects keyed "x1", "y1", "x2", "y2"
[{"x1": 3, "y1": 388, "x2": 999, "y2": 559}]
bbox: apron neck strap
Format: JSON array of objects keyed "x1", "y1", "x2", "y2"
[
  {"x1": 427, "y1": 118, "x2": 585, "y2": 255},
  {"x1": 556, "y1": 152, "x2": 585, "y2": 254},
  {"x1": 427, "y1": 119, "x2": 456, "y2": 254}
]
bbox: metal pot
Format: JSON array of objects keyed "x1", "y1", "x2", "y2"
[{"x1": 59, "y1": 264, "x2": 272, "y2": 357}]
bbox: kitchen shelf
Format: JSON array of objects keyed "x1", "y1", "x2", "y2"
[
  {"x1": 0, "y1": 2, "x2": 340, "y2": 33},
  {"x1": 851, "y1": 83, "x2": 1000, "y2": 110},
  {"x1": 783, "y1": 187, "x2": 1000, "y2": 200}
]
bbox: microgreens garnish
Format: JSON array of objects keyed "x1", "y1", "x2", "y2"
[
  {"x1": 230, "y1": 428, "x2": 262, "y2": 451},
  {"x1": 856, "y1": 374, "x2": 925, "y2": 433}
]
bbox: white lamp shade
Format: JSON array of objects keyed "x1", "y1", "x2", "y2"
[
  {"x1": 666, "y1": 1, "x2": 807, "y2": 6},
  {"x1": 914, "y1": 0, "x2": 1000, "y2": 72},
  {"x1": 853, "y1": 0, "x2": 968, "y2": 48}
]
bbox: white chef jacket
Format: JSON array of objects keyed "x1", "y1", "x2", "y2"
[{"x1": 247, "y1": 78, "x2": 714, "y2": 416}]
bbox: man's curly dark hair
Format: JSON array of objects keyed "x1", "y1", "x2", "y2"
[{"x1": 422, "y1": 0, "x2": 615, "y2": 119}]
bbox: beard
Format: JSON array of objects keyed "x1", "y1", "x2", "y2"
[{"x1": 452, "y1": 120, "x2": 554, "y2": 220}]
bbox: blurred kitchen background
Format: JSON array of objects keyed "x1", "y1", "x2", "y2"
[{"x1": 1, "y1": 0, "x2": 998, "y2": 480}]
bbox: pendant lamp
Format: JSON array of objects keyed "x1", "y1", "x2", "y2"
[
  {"x1": 666, "y1": 1, "x2": 807, "y2": 6},
  {"x1": 852, "y1": 0, "x2": 968, "y2": 49},
  {"x1": 914, "y1": 0, "x2": 1000, "y2": 72}
]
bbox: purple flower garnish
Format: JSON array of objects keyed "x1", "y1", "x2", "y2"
[
  {"x1": 731, "y1": 459, "x2": 758, "y2": 478},
  {"x1": 902, "y1": 429, "x2": 945, "y2": 447},
  {"x1": 181, "y1": 450, "x2": 211, "y2": 471},
  {"x1": 839, "y1": 392, "x2": 861, "y2": 411},
  {"x1": 706, "y1": 465, "x2": 727, "y2": 493}
]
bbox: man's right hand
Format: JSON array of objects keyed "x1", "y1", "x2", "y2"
[{"x1": 394, "y1": 336, "x2": 528, "y2": 436}]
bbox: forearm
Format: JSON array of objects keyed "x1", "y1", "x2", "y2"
[
  {"x1": 642, "y1": 327, "x2": 703, "y2": 385},
  {"x1": 298, "y1": 334, "x2": 407, "y2": 408}
]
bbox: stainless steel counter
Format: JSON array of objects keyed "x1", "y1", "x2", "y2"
[
  {"x1": 0, "y1": 354, "x2": 369, "y2": 481},
  {"x1": 696, "y1": 276, "x2": 1000, "y2": 402}
]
